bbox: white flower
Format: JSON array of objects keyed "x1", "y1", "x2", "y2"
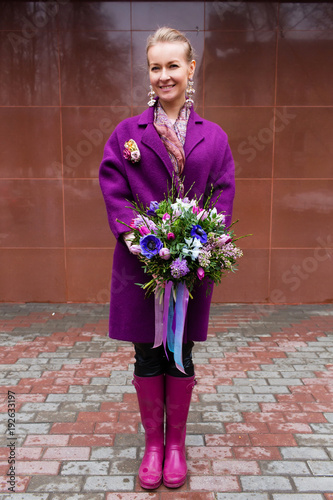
[
  {"x1": 171, "y1": 198, "x2": 197, "y2": 214},
  {"x1": 209, "y1": 207, "x2": 218, "y2": 219},
  {"x1": 182, "y1": 237, "x2": 203, "y2": 260}
]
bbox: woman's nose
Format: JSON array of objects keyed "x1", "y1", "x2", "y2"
[{"x1": 160, "y1": 68, "x2": 170, "y2": 80}]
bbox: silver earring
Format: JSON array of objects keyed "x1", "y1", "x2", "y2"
[
  {"x1": 147, "y1": 85, "x2": 155, "y2": 107},
  {"x1": 185, "y1": 79, "x2": 195, "y2": 108}
]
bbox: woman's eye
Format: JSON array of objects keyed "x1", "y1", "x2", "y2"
[
  {"x1": 151, "y1": 66, "x2": 159, "y2": 71},
  {"x1": 170, "y1": 64, "x2": 178, "y2": 68}
]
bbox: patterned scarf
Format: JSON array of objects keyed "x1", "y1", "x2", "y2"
[{"x1": 153, "y1": 101, "x2": 190, "y2": 197}]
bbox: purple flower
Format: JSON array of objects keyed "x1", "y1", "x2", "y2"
[
  {"x1": 146, "y1": 201, "x2": 159, "y2": 217},
  {"x1": 140, "y1": 234, "x2": 163, "y2": 259},
  {"x1": 170, "y1": 258, "x2": 190, "y2": 278},
  {"x1": 191, "y1": 225, "x2": 208, "y2": 244}
]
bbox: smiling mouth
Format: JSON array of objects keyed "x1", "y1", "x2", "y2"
[{"x1": 159, "y1": 84, "x2": 176, "y2": 90}]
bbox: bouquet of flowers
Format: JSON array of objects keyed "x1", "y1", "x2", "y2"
[{"x1": 117, "y1": 183, "x2": 244, "y2": 372}]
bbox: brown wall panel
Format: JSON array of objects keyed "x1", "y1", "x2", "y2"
[{"x1": 1, "y1": 1, "x2": 332, "y2": 303}]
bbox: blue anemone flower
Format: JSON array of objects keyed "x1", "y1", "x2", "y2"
[
  {"x1": 140, "y1": 234, "x2": 163, "y2": 259},
  {"x1": 190, "y1": 224, "x2": 208, "y2": 244}
]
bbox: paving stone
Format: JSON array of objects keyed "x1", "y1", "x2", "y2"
[
  {"x1": 217, "y1": 495, "x2": 269, "y2": 500},
  {"x1": 61, "y1": 461, "x2": 109, "y2": 475},
  {"x1": 252, "y1": 386, "x2": 290, "y2": 393},
  {"x1": 21, "y1": 403, "x2": 60, "y2": 412},
  {"x1": 238, "y1": 394, "x2": 277, "y2": 402},
  {"x1": 46, "y1": 395, "x2": 84, "y2": 402},
  {"x1": 109, "y1": 459, "x2": 139, "y2": 475},
  {"x1": 0, "y1": 495, "x2": 49, "y2": 500},
  {"x1": 311, "y1": 423, "x2": 333, "y2": 433},
  {"x1": 27, "y1": 476, "x2": 84, "y2": 492},
  {"x1": 50, "y1": 495, "x2": 105, "y2": 500},
  {"x1": 83, "y1": 476, "x2": 134, "y2": 491},
  {"x1": 307, "y1": 460, "x2": 333, "y2": 475},
  {"x1": 323, "y1": 413, "x2": 333, "y2": 422},
  {"x1": 202, "y1": 411, "x2": 242, "y2": 422},
  {"x1": 187, "y1": 422, "x2": 225, "y2": 434},
  {"x1": 273, "y1": 495, "x2": 324, "y2": 500},
  {"x1": 35, "y1": 411, "x2": 77, "y2": 423},
  {"x1": 267, "y1": 378, "x2": 304, "y2": 386},
  {"x1": 186, "y1": 434, "x2": 205, "y2": 446},
  {"x1": 15, "y1": 423, "x2": 51, "y2": 434},
  {"x1": 260, "y1": 460, "x2": 310, "y2": 475},
  {"x1": 216, "y1": 386, "x2": 253, "y2": 394},
  {"x1": 241, "y1": 475, "x2": 292, "y2": 491},
  {"x1": 90, "y1": 447, "x2": 136, "y2": 460},
  {"x1": 296, "y1": 434, "x2": 333, "y2": 446},
  {"x1": 293, "y1": 476, "x2": 333, "y2": 491}
]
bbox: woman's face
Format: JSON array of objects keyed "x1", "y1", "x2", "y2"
[{"x1": 148, "y1": 42, "x2": 195, "y2": 110}]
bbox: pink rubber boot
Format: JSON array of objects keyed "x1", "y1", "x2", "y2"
[
  {"x1": 132, "y1": 374, "x2": 164, "y2": 489},
  {"x1": 163, "y1": 374, "x2": 196, "y2": 488}
]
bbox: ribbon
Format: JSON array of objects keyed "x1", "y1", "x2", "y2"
[
  {"x1": 153, "y1": 289, "x2": 164, "y2": 348},
  {"x1": 173, "y1": 283, "x2": 190, "y2": 373},
  {"x1": 153, "y1": 281, "x2": 190, "y2": 373},
  {"x1": 162, "y1": 281, "x2": 173, "y2": 358}
]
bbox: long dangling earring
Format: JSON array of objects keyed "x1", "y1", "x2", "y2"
[
  {"x1": 147, "y1": 85, "x2": 156, "y2": 107},
  {"x1": 185, "y1": 79, "x2": 195, "y2": 109}
]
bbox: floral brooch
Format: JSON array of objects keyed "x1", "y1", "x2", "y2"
[{"x1": 123, "y1": 139, "x2": 141, "y2": 164}]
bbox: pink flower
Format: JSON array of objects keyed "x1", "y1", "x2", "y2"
[
  {"x1": 123, "y1": 148, "x2": 131, "y2": 160},
  {"x1": 192, "y1": 206, "x2": 200, "y2": 215},
  {"x1": 162, "y1": 213, "x2": 171, "y2": 221},
  {"x1": 197, "y1": 209, "x2": 208, "y2": 221},
  {"x1": 217, "y1": 234, "x2": 232, "y2": 247},
  {"x1": 131, "y1": 150, "x2": 140, "y2": 162},
  {"x1": 139, "y1": 226, "x2": 150, "y2": 236},
  {"x1": 159, "y1": 247, "x2": 171, "y2": 260},
  {"x1": 129, "y1": 244, "x2": 141, "y2": 255},
  {"x1": 197, "y1": 267, "x2": 205, "y2": 280},
  {"x1": 167, "y1": 232, "x2": 175, "y2": 240}
]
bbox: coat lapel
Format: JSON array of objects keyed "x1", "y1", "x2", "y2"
[
  {"x1": 139, "y1": 107, "x2": 175, "y2": 177},
  {"x1": 184, "y1": 109, "x2": 204, "y2": 159}
]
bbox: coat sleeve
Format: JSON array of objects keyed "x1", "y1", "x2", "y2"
[
  {"x1": 207, "y1": 132, "x2": 235, "y2": 229},
  {"x1": 99, "y1": 128, "x2": 134, "y2": 240}
]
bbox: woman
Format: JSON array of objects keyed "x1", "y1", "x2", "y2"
[{"x1": 99, "y1": 27, "x2": 235, "y2": 490}]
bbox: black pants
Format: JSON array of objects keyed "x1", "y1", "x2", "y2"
[{"x1": 133, "y1": 341, "x2": 195, "y2": 378}]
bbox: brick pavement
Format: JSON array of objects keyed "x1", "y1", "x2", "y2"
[{"x1": 0, "y1": 302, "x2": 332, "y2": 499}]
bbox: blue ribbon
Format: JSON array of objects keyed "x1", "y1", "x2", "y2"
[{"x1": 153, "y1": 281, "x2": 190, "y2": 373}]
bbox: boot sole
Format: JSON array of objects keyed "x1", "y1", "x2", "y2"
[
  {"x1": 139, "y1": 477, "x2": 162, "y2": 490},
  {"x1": 163, "y1": 477, "x2": 186, "y2": 489}
]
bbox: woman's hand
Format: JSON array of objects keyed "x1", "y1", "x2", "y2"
[{"x1": 123, "y1": 231, "x2": 135, "y2": 250}]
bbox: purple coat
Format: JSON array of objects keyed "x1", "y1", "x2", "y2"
[{"x1": 99, "y1": 105, "x2": 235, "y2": 343}]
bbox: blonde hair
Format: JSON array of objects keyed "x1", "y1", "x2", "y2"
[{"x1": 146, "y1": 27, "x2": 195, "y2": 65}]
